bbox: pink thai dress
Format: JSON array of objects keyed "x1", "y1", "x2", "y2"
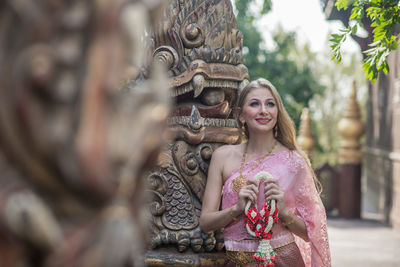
[{"x1": 222, "y1": 150, "x2": 331, "y2": 267}]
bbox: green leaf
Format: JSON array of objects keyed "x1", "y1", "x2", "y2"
[
  {"x1": 336, "y1": 0, "x2": 356, "y2": 10},
  {"x1": 329, "y1": 0, "x2": 400, "y2": 81},
  {"x1": 390, "y1": 40, "x2": 399, "y2": 50},
  {"x1": 351, "y1": 24, "x2": 358, "y2": 34},
  {"x1": 376, "y1": 51, "x2": 388, "y2": 69}
]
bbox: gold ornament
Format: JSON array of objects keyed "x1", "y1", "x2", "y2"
[
  {"x1": 338, "y1": 81, "x2": 364, "y2": 164},
  {"x1": 241, "y1": 122, "x2": 247, "y2": 141},
  {"x1": 297, "y1": 108, "x2": 314, "y2": 157},
  {"x1": 232, "y1": 139, "x2": 278, "y2": 194},
  {"x1": 274, "y1": 124, "x2": 279, "y2": 138},
  {"x1": 232, "y1": 174, "x2": 248, "y2": 194}
]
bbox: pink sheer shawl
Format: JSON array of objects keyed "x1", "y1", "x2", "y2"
[{"x1": 221, "y1": 150, "x2": 331, "y2": 267}]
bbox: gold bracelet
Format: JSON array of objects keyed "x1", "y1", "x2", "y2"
[
  {"x1": 282, "y1": 212, "x2": 296, "y2": 227},
  {"x1": 229, "y1": 206, "x2": 240, "y2": 221}
]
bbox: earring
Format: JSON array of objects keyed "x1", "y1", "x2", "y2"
[
  {"x1": 241, "y1": 122, "x2": 246, "y2": 141},
  {"x1": 274, "y1": 124, "x2": 279, "y2": 138}
]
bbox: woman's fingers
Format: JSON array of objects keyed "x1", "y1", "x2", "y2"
[
  {"x1": 247, "y1": 184, "x2": 258, "y2": 194},
  {"x1": 241, "y1": 189, "x2": 257, "y2": 203},
  {"x1": 265, "y1": 189, "x2": 284, "y2": 200},
  {"x1": 264, "y1": 182, "x2": 279, "y2": 192},
  {"x1": 265, "y1": 192, "x2": 282, "y2": 200},
  {"x1": 246, "y1": 179, "x2": 258, "y2": 186},
  {"x1": 238, "y1": 185, "x2": 258, "y2": 204},
  {"x1": 262, "y1": 179, "x2": 285, "y2": 211},
  {"x1": 239, "y1": 179, "x2": 285, "y2": 204},
  {"x1": 264, "y1": 178, "x2": 278, "y2": 185}
]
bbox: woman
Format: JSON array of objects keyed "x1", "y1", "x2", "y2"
[{"x1": 200, "y1": 78, "x2": 331, "y2": 266}]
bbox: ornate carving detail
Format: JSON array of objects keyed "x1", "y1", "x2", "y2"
[
  {"x1": 148, "y1": 165, "x2": 217, "y2": 253},
  {"x1": 144, "y1": 0, "x2": 249, "y2": 260},
  {"x1": 149, "y1": 0, "x2": 249, "y2": 131},
  {"x1": 152, "y1": 0, "x2": 244, "y2": 74},
  {"x1": 195, "y1": 143, "x2": 214, "y2": 173},
  {"x1": 154, "y1": 46, "x2": 180, "y2": 69},
  {"x1": 168, "y1": 115, "x2": 238, "y2": 128}
]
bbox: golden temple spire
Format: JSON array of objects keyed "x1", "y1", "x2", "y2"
[
  {"x1": 297, "y1": 108, "x2": 315, "y2": 157},
  {"x1": 338, "y1": 81, "x2": 365, "y2": 164}
]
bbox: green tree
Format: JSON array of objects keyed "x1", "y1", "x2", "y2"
[
  {"x1": 234, "y1": 0, "x2": 325, "y2": 127},
  {"x1": 330, "y1": 0, "x2": 400, "y2": 81}
]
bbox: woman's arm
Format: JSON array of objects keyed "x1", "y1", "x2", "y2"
[
  {"x1": 279, "y1": 209, "x2": 309, "y2": 241},
  {"x1": 200, "y1": 146, "x2": 259, "y2": 234},
  {"x1": 200, "y1": 147, "x2": 237, "y2": 233}
]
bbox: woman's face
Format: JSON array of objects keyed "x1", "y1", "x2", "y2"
[{"x1": 239, "y1": 87, "x2": 278, "y2": 135}]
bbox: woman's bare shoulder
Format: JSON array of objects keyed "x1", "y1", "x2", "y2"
[
  {"x1": 212, "y1": 143, "x2": 243, "y2": 159},
  {"x1": 211, "y1": 144, "x2": 244, "y2": 181}
]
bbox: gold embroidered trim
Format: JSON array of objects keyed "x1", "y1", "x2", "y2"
[
  {"x1": 226, "y1": 250, "x2": 255, "y2": 266},
  {"x1": 226, "y1": 241, "x2": 298, "y2": 266}
]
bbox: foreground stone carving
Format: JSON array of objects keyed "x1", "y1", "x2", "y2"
[
  {"x1": 144, "y1": 0, "x2": 249, "y2": 259},
  {"x1": 0, "y1": 0, "x2": 169, "y2": 266}
]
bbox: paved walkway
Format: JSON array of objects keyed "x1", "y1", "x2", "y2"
[{"x1": 327, "y1": 218, "x2": 400, "y2": 267}]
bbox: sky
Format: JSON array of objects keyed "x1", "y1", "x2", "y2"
[{"x1": 255, "y1": 0, "x2": 360, "y2": 54}]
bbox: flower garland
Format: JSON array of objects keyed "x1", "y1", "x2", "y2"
[{"x1": 244, "y1": 171, "x2": 279, "y2": 267}]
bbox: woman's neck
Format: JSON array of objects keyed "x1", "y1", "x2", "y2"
[{"x1": 246, "y1": 132, "x2": 276, "y2": 156}]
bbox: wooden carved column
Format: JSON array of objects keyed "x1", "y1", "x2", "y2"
[
  {"x1": 337, "y1": 81, "x2": 365, "y2": 218},
  {"x1": 297, "y1": 108, "x2": 315, "y2": 158},
  {"x1": 142, "y1": 0, "x2": 249, "y2": 265}
]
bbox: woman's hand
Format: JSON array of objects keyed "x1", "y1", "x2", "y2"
[
  {"x1": 264, "y1": 178, "x2": 287, "y2": 216},
  {"x1": 233, "y1": 179, "x2": 259, "y2": 215}
]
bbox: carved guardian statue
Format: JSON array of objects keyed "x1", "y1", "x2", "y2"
[{"x1": 144, "y1": 0, "x2": 249, "y2": 262}]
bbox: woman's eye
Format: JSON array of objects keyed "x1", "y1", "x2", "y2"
[
  {"x1": 249, "y1": 102, "x2": 258, "y2": 107},
  {"x1": 267, "y1": 102, "x2": 275, "y2": 107}
]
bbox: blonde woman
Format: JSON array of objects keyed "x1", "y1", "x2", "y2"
[{"x1": 200, "y1": 78, "x2": 331, "y2": 266}]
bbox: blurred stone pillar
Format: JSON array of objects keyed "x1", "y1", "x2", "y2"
[
  {"x1": 297, "y1": 108, "x2": 315, "y2": 158},
  {"x1": 337, "y1": 81, "x2": 364, "y2": 218}
]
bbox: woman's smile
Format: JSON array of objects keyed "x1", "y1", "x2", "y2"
[{"x1": 255, "y1": 117, "x2": 271, "y2": 124}]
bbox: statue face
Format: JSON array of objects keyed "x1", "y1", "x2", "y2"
[{"x1": 150, "y1": 0, "x2": 249, "y2": 126}]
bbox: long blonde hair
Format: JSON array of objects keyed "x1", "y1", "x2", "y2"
[{"x1": 236, "y1": 78, "x2": 322, "y2": 193}]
